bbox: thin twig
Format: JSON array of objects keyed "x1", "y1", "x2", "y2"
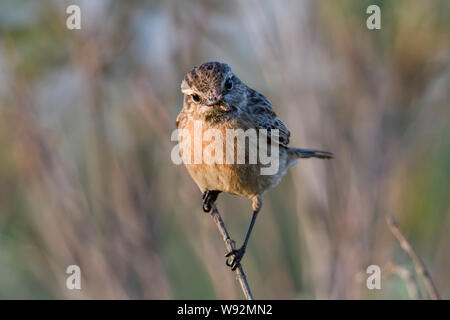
[
  {"x1": 383, "y1": 262, "x2": 422, "y2": 300},
  {"x1": 386, "y1": 215, "x2": 441, "y2": 300},
  {"x1": 210, "y1": 203, "x2": 254, "y2": 300}
]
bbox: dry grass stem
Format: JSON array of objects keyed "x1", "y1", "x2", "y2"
[
  {"x1": 211, "y1": 204, "x2": 254, "y2": 300},
  {"x1": 386, "y1": 215, "x2": 441, "y2": 300},
  {"x1": 383, "y1": 262, "x2": 422, "y2": 300}
]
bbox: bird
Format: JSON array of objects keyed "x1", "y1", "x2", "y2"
[{"x1": 176, "y1": 61, "x2": 332, "y2": 270}]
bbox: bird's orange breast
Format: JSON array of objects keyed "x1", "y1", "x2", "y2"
[{"x1": 179, "y1": 118, "x2": 262, "y2": 197}]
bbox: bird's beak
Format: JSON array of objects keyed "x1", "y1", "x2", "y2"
[
  {"x1": 205, "y1": 97, "x2": 222, "y2": 106},
  {"x1": 205, "y1": 88, "x2": 222, "y2": 106}
]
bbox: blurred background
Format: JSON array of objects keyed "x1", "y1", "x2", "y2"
[{"x1": 0, "y1": 0, "x2": 449, "y2": 299}]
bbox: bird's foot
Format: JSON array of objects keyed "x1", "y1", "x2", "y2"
[
  {"x1": 225, "y1": 246, "x2": 246, "y2": 271},
  {"x1": 203, "y1": 202, "x2": 212, "y2": 213},
  {"x1": 202, "y1": 190, "x2": 220, "y2": 213},
  {"x1": 202, "y1": 191, "x2": 212, "y2": 213}
]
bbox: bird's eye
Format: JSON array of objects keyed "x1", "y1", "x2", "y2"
[
  {"x1": 225, "y1": 78, "x2": 233, "y2": 90},
  {"x1": 192, "y1": 94, "x2": 200, "y2": 103}
]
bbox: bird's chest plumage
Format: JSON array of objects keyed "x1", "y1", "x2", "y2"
[{"x1": 179, "y1": 116, "x2": 263, "y2": 197}]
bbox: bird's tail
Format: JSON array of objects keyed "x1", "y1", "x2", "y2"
[{"x1": 287, "y1": 147, "x2": 333, "y2": 167}]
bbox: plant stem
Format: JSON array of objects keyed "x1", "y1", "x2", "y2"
[
  {"x1": 386, "y1": 215, "x2": 441, "y2": 300},
  {"x1": 210, "y1": 204, "x2": 254, "y2": 300}
]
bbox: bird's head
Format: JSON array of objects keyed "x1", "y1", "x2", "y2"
[{"x1": 181, "y1": 61, "x2": 246, "y2": 116}]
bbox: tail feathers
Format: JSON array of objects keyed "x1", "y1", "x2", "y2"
[{"x1": 289, "y1": 147, "x2": 333, "y2": 160}]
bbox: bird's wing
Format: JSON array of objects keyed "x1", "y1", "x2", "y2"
[{"x1": 244, "y1": 89, "x2": 290, "y2": 147}]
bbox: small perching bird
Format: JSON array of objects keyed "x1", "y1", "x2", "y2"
[{"x1": 176, "y1": 61, "x2": 332, "y2": 270}]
